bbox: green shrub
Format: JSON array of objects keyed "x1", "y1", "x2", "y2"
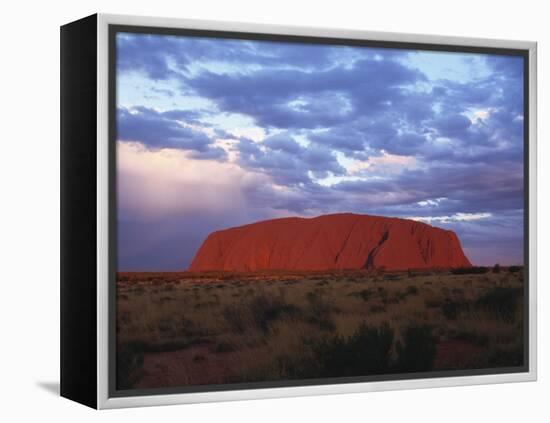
[
  {"x1": 248, "y1": 293, "x2": 301, "y2": 332},
  {"x1": 117, "y1": 341, "x2": 145, "y2": 389},
  {"x1": 306, "y1": 292, "x2": 336, "y2": 331},
  {"x1": 405, "y1": 285, "x2": 419, "y2": 296},
  {"x1": 369, "y1": 305, "x2": 386, "y2": 314},
  {"x1": 214, "y1": 341, "x2": 236, "y2": 353},
  {"x1": 383, "y1": 274, "x2": 401, "y2": 281},
  {"x1": 451, "y1": 329, "x2": 489, "y2": 347},
  {"x1": 310, "y1": 323, "x2": 394, "y2": 377},
  {"x1": 223, "y1": 293, "x2": 301, "y2": 333},
  {"x1": 476, "y1": 287, "x2": 521, "y2": 323},
  {"x1": 441, "y1": 299, "x2": 467, "y2": 320},
  {"x1": 425, "y1": 298, "x2": 443, "y2": 308},
  {"x1": 395, "y1": 325, "x2": 437, "y2": 372},
  {"x1": 487, "y1": 345, "x2": 524, "y2": 367},
  {"x1": 350, "y1": 289, "x2": 374, "y2": 301},
  {"x1": 222, "y1": 304, "x2": 248, "y2": 333},
  {"x1": 451, "y1": 267, "x2": 489, "y2": 275}
]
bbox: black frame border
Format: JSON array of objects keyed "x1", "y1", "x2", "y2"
[
  {"x1": 107, "y1": 23, "x2": 531, "y2": 399},
  {"x1": 60, "y1": 14, "x2": 98, "y2": 409}
]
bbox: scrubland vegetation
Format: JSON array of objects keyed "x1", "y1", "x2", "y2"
[{"x1": 116, "y1": 267, "x2": 524, "y2": 389}]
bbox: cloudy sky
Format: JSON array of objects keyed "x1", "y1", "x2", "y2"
[{"x1": 115, "y1": 32, "x2": 525, "y2": 271}]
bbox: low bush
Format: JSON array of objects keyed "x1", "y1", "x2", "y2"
[
  {"x1": 395, "y1": 325, "x2": 437, "y2": 372},
  {"x1": 476, "y1": 287, "x2": 521, "y2": 323},
  {"x1": 309, "y1": 323, "x2": 394, "y2": 377},
  {"x1": 424, "y1": 297, "x2": 443, "y2": 308},
  {"x1": 369, "y1": 305, "x2": 386, "y2": 314},
  {"x1": 117, "y1": 341, "x2": 145, "y2": 389},
  {"x1": 223, "y1": 293, "x2": 301, "y2": 333},
  {"x1": 349, "y1": 289, "x2": 374, "y2": 302},
  {"x1": 383, "y1": 274, "x2": 401, "y2": 281},
  {"x1": 487, "y1": 345, "x2": 524, "y2": 368},
  {"x1": 451, "y1": 329, "x2": 489, "y2": 347},
  {"x1": 306, "y1": 291, "x2": 336, "y2": 331},
  {"x1": 451, "y1": 267, "x2": 489, "y2": 275},
  {"x1": 248, "y1": 293, "x2": 301, "y2": 332},
  {"x1": 405, "y1": 285, "x2": 419, "y2": 296},
  {"x1": 222, "y1": 304, "x2": 248, "y2": 333},
  {"x1": 441, "y1": 299, "x2": 467, "y2": 320},
  {"x1": 213, "y1": 340, "x2": 236, "y2": 353}
]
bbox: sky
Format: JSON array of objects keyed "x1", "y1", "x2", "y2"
[{"x1": 115, "y1": 32, "x2": 525, "y2": 271}]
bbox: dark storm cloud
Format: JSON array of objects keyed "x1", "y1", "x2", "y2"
[
  {"x1": 116, "y1": 33, "x2": 357, "y2": 81},
  {"x1": 117, "y1": 34, "x2": 267, "y2": 80},
  {"x1": 308, "y1": 126, "x2": 369, "y2": 154},
  {"x1": 486, "y1": 55, "x2": 524, "y2": 79},
  {"x1": 263, "y1": 133, "x2": 302, "y2": 154},
  {"x1": 433, "y1": 80, "x2": 494, "y2": 108},
  {"x1": 328, "y1": 162, "x2": 523, "y2": 215},
  {"x1": 186, "y1": 58, "x2": 425, "y2": 130},
  {"x1": 117, "y1": 106, "x2": 227, "y2": 160},
  {"x1": 431, "y1": 114, "x2": 472, "y2": 138},
  {"x1": 237, "y1": 134, "x2": 345, "y2": 185},
  {"x1": 117, "y1": 35, "x2": 176, "y2": 80}
]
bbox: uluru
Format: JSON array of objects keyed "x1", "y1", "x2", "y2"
[{"x1": 188, "y1": 213, "x2": 472, "y2": 272}]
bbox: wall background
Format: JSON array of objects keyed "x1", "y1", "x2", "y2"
[{"x1": 1, "y1": 0, "x2": 547, "y2": 421}]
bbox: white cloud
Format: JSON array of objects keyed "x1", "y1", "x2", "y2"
[
  {"x1": 417, "y1": 197, "x2": 447, "y2": 207},
  {"x1": 227, "y1": 126, "x2": 266, "y2": 142},
  {"x1": 346, "y1": 150, "x2": 417, "y2": 175},
  {"x1": 408, "y1": 212, "x2": 492, "y2": 224},
  {"x1": 117, "y1": 141, "x2": 252, "y2": 219},
  {"x1": 117, "y1": 141, "x2": 307, "y2": 222},
  {"x1": 465, "y1": 107, "x2": 496, "y2": 124}
]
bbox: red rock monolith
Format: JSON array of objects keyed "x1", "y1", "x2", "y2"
[{"x1": 188, "y1": 213, "x2": 472, "y2": 272}]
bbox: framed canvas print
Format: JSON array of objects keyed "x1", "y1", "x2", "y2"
[{"x1": 60, "y1": 13, "x2": 537, "y2": 409}]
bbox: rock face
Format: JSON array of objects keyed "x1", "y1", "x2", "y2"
[{"x1": 188, "y1": 213, "x2": 472, "y2": 272}]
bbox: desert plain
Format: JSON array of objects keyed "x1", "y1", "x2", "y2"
[{"x1": 116, "y1": 266, "x2": 524, "y2": 390}]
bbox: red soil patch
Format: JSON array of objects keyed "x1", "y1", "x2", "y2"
[
  {"x1": 434, "y1": 339, "x2": 483, "y2": 370},
  {"x1": 136, "y1": 344, "x2": 267, "y2": 389}
]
